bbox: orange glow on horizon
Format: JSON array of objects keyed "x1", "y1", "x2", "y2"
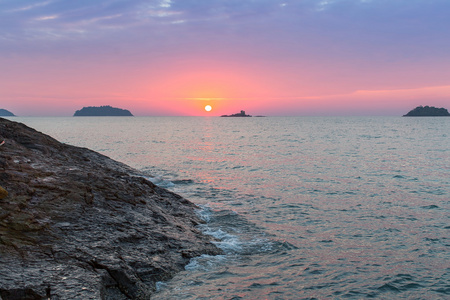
[{"x1": 4, "y1": 53, "x2": 450, "y2": 116}]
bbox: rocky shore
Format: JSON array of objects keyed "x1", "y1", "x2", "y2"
[{"x1": 0, "y1": 118, "x2": 221, "y2": 299}]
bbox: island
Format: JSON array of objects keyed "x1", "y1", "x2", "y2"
[
  {"x1": 74, "y1": 105, "x2": 133, "y2": 116},
  {"x1": 0, "y1": 117, "x2": 221, "y2": 299},
  {"x1": 403, "y1": 105, "x2": 450, "y2": 117},
  {"x1": 0, "y1": 109, "x2": 15, "y2": 117},
  {"x1": 221, "y1": 110, "x2": 252, "y2": 117}
]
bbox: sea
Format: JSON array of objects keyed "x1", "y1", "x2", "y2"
[{"x1": 11, "y1": 116, "x2": 450, "y2": 299}]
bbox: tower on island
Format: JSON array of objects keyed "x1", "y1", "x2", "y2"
[{"x1": 221, "y1": 110, "x2": 252, "y2": 117}]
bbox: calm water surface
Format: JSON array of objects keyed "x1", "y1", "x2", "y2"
[{"x1": 14, "y1": 116, "x2": 450, "y2": 299}]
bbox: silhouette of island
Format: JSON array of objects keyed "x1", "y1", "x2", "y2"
[
  {"x1": 221, "y1": 110, "x2": 252, "y2": 117},
  {"x1": 403, "y1": 106, "x2": 450, "y2": 117},
  {"x1": 0, "y1": 109, "x2": 15, "y2": 117},
  {"x1": 74, "y1": 105, "x2": 133, "y2": 116}
]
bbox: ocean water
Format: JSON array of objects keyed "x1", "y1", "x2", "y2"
[{"x1": 13, "y1": 116, "x2": 449, "y2": 299}]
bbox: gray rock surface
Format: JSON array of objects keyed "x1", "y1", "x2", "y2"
[{"x1": 0, "y1": 117, "x2": 221, "y2": 299}]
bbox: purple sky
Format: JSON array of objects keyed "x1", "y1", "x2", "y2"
[{"x1": 1, "y1": 0, "x2": 450, "y2": 116}]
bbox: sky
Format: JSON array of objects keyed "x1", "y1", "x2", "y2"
[{"x1": 1, "y1": 0, "x2": 450, "y2": 116}]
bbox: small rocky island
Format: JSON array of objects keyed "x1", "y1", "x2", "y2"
[
  {"x1": 0, "y1": 117, "x2": 221, "y2": 299},
  {"x1": 74, "y1": 105, "x2": 133, "y2": 116},
  {"x1": 0, "y1": 109, "x2": 15, "y2": 117},
  {"x1": 403, "y1": 105, "x2": 450, "y2": 117},
  {"x1": 221, "y1": 110, "x2": 252, "y2": 117}
]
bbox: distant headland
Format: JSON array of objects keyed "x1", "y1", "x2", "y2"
[
  {"x1": 403, "y1": 106, "x2": 450, "y2": 117},
  {"x1": 221, "y1": 110, "x2": 252, "y2": 117},
  {"x1": 0, "y1": 109, "x2": 15, "y2": 117},
  {"x1": 74, "y1": 105, "x2": 133, "y2": 116}
]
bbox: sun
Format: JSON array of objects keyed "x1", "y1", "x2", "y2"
[{"x1": 205, "y1": 105, "x2": 212, "y2": 112}]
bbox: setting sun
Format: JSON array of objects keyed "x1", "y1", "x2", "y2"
[{"x1": 205, "y1": 105, "x2": 212, "y2": 112}]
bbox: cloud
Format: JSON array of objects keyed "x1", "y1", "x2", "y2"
[
  {"x1": 35, "y1": 15, "x2": 59, "y2": 21},
  {"x1": 1, "y1": 0, "x2": 450, "y2": 78},
  {"x1": 2, "y1": 0, "x2": 449, "y2": 45},
  {"x1": 0, "y1": 0, "x2": 283, "y2": 39},
  {"x1": 5, "y1": 0, "x2": 54, "y2": 13}
]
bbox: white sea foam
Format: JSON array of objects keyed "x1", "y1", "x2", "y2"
[
  {"x1": 184, "y1": 254, "x2": 227, "y2": 271},
  {"x1": 195, "y1": 205, "x2": 243, "y2": 253},
  {"x1": 155, "y1": 281, "x2": 167, "y2": 292},
  {"x1": 195, "y1": 205, "x2": 274, "y2": 256},
  {"x1": 139, "y1": 175, "x2": 175, "y2": 188},
  {"x1": 205, "y1": 228, "x2": 243, "y2": 253},
  {"x1": 196, "y1": 205, "x2": 212, "y2": 222}
]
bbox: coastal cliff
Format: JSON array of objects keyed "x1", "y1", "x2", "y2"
[{"x1": 0, "y1": 118, "x2": 221, "y2": 299}]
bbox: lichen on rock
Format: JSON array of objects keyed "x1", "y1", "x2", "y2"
[{"x1": 0, "y1": 186, "x2": 7, "y2": 199}]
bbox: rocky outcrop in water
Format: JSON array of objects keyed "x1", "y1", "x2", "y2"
[
  {"x1": 403, "y1": 105, "x2": 450, "y2": 117},
  {"x1": 74, "y1": 106, "x2": 133, "y2": 116},
  {"x1": 0, "y1": 117, "x2": 221, "y2": 299},
  {"x1": 221, "y1": 110, "x2": 252, "y2": 117}
]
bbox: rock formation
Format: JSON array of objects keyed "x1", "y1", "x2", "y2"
[
  {"x1": 0, "y1": 109, "x2": 15, "y2": 117},
  {"x1": 221, "y1": 110, "x2": 252, "y2": 117},
  {"x1": 0, "y1": 117, "x2": 221, "y2": 299},
  {"x1": 403, "y1": 105, "x2": 450, "y2": 117},
  {"x1": 74, "y1": 106, "x2": 133, "y2": 116}
]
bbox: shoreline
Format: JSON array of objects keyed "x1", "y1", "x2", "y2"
[{"x1": 0, "y1": 117, "x2": 222, "y2": 299}]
